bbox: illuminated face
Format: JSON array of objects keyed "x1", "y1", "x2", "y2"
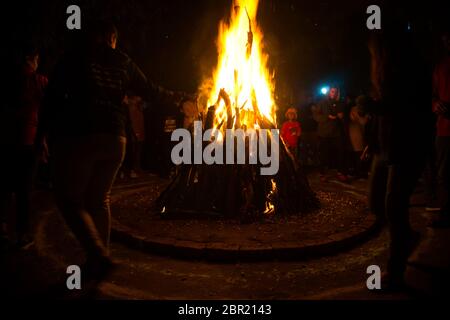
[
  {"x1": 287, "y1": 112, "x2": 295, "y2": 121},
  {"x1": 329, "y1": 88, "x2": 338, "y2": 100}
]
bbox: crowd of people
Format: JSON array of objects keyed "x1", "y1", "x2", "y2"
[
  {"x1": 0, "y1": 10, "x2": 449, "y2": 294},
  {"x1": 0, "y1": 21, "x2": 187, "y2": 287},
  {"x1": 279, "y1": 23, "x2": 450, "y2": 289},
  {"x1": 281, "y1": 89, "x2": 372, "y2": 183}
]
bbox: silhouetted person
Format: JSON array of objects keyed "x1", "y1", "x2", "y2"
[
  {"x1": 431, "y1": 30, "x2": 450, "y2": 228},
  {"x1": 367, "y1": 6, "x2": 434, "y2": 289},
  {"x1": 314, "y1": 87, "x2": 348, "y2": 182},
  {"x1": 348, "y1": 95, "x2": 370, "y2": 179},
  {"x1": 302, "y1": 102, "x2": 320, "y2": 166},
  {"x1": 38, "y1": 21, "x2": 150, "y2": 282},
  {"x1": 119, "y1": 95, "x2": 146, "y2": 180},
  {"x1": 0, "y1": 45, "x2": 47, "y2": 251}
]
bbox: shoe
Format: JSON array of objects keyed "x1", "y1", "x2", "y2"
[{"x1": 379, "y1": 231, "x2": 421, "y2": 293}]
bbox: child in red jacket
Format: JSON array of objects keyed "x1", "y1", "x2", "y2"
[{"x1": 281, "y1": 108, "x2": 301, "y2": 160}]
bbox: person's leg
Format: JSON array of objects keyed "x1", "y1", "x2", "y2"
[
  {"x1": 318, "y1": 137, "x2": 329, "y2": 176},
  {"x1": 318, "y1": 138, "x2": 325, "y2": 175},
  {"x1": 368, "y1": 154, "x2": 388, "y2": 222},
  {"x1": 85, "y1": 135, "x2": 126, "y2": 252},
  {"x1": 0, "y1": 146, "x2": 12, "y2": 238},
  {"x1": 334, "y1": 136, "x2": 348, "y2": 180},
  {"x1": 0, "y1": 190, "x2": 9, "y2": 251},
  {"x1": 136, "y1": 141, "x2": 144, "y2": 173},
  {"x1": 385, "y1": 160, "x2": 424, "y2": 280},
  {"x1": 336, "y1": 136, "x2": 344, "y2": 173},
  {"x1": 298, "y1": 136, "x2": 306, "y2": 165},
  {"x1": 15, "y1": 145, "x2": 38, "y2": 245},
  {"x1": 119, "y1": 134, "x2": 132, "y2": 180},
  {"x1": 361, "y1": 154, "x2": 371, "y2": 179},
  {"x1": 354, "y1": 151, "x2": 365, "y2": 178},
  {"x1": 327, "y1": 137, "x2": 337, "y2": 170},
  {"x1": 351, "y1": 151, "x2": 358, "y2": 177},
  {"x1": 288, "y1": 146, "x2": 298, "y2": 164},
  {"x1": 128, "y1": 133, "x2": 139, "y2": 178},
  {"x1": 52, "y1": 137, "x2": 108, "y2": 259},
  {"x1": 346, "y1": 149, "x2": 356, "y2": 177},
  {"x1": 435, "y1": 136, "x2": 450, "y2": 223},
  {"x1": 422, "y1": 137, "x2": 439, "y2": 210}
]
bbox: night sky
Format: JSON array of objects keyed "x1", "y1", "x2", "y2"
[{"x1": 3, "y1": 0, "x2": 448, "y2": 107}]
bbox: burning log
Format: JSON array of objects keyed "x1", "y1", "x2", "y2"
[
  {"x1": 155, "y1": 132, "x2": 319, "y2": 220},
  {"x1": 245, "y1": 8, "x2": 254, "y2": 59},
  {"x1": 154, "y1": 0, "x2": 319, "y2": 221}
]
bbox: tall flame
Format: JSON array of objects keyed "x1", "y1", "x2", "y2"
[{"x1": 201, "y1": 0, "x2": 276, "y2": 129}]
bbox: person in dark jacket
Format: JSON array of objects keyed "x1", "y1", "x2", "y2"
[
  {"x1": 313, "y1": 87, "x2": 348, "y2": 182},
  {"x1": 38, "y1": 21, "x2": 181, "y2": 283},
  {"x1": 0, "y1": 45, "x2": 47, "y2": 251},
  {"x1": 367, "y1": 5, "x2": 434, "y2": 290}
]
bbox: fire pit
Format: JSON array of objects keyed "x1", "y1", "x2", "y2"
[{"x1": 155, "y1": 0, "x2": 319, "y2": 220}]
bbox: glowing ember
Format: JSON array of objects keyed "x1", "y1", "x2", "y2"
[{"x1": 200, "y1": 0, "x2": 276, "y2": 129}]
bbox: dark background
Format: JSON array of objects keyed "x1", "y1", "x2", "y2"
[{"x1": 2, "y1": 0, "x2": 448, "y2": 107}]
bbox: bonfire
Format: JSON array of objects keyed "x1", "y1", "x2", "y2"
[{"x1": 156, "y1": 0, "x2": 319, "y2": 220}]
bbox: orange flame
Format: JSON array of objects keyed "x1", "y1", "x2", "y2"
[{"x1": 201, "y1": 0, "x2": 276, "y2": 129}]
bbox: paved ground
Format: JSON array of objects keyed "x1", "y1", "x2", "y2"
[
  {"x1": 0, "y1": 172, "x2": 435, "y2": 299},
  {"x1": 110, "y1": 178, "x2": 376, "y2": 262}
]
